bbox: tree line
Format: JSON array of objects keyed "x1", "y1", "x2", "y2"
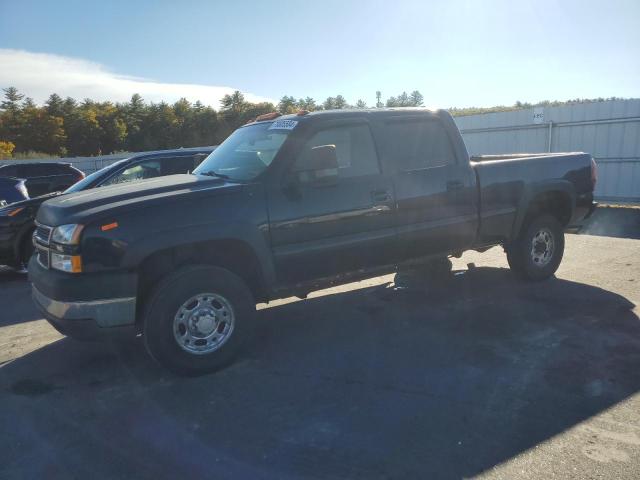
[
  {"x1": 0, "y1": 87, "x2": 427, "y2": 159},
  {"x1": 0, "y1": 86, "x2": 630, "y2": 159}
]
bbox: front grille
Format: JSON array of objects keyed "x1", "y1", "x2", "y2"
[
  {"x1": 34, "y1": 223, "x2": 52, "y2": 246},
  {"x1": 34, "y1": 222, "x2": 53, "y2": 269},
  {"x1": 36, "y1": 247, "x2": 50, "y2": 269}
]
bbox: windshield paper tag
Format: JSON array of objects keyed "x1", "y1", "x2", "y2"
[{"x1": 269, "y1": 119, "x2": 298, "y2": 130}]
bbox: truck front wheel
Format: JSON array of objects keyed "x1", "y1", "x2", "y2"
[
  {"x1": 506, "y1": 214, "x2": 565, "y2": 281},
  {"x1": 143, "y1": 265, "x2": 255, "y2": 375}
]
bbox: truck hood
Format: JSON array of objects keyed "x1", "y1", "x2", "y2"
[{"x1": 36, "y1": 174, "x2": 239, "y2": 226}]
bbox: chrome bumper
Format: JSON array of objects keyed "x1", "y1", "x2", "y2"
[{"x1": 32, "y1": 285, "x2": 136, "y2": 328}]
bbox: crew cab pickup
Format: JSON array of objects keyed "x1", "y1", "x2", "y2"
[{"x1": 29, "y1": 109, "x2": 597, "y2": 374}]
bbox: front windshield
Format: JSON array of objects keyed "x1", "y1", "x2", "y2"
[{"x1": 193, "y1": 122, "x2": 291, "y2": 181}]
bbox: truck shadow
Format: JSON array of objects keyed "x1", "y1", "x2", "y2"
[
  {"x1": 1, "y1": 267, "x2": 639, "y2": 479},
  {"x1": 580, "y1": 205, "x2": 640, "y2": 240}
]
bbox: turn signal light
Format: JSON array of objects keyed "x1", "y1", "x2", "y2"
[
  {"x1": 7, "y1": 207, "x2": 25, "y2": 217},
  {"x1": 101, "y1": 222, "x2": 118, "y2": 232}
]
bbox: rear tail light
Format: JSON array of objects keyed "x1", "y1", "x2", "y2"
[{"x1": 590, "y1": 157, "x2": 598, "y2": 189}]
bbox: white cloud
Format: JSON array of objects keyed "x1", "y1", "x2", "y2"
[{"x1": 0, "y1": 49, "x2": 275, "y2": 107}]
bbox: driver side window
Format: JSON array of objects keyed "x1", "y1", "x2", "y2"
[{"x1": 294, "y1": 124, "x2": 380, "y2": 179}]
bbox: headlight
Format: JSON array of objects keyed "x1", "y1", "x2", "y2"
[
  {"x1": 51, "y1": 224, "x2": 84, "y2": 245},
  {"x1": 51, "y1": 253, "x2": 83, "y2": 273}
]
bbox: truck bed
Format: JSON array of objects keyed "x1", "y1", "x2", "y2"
[{"x1": 471, "y1": 152, "x2": 594, "y2": 246}]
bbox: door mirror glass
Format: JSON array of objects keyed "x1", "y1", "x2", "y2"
[{"x1": 295, "y1": 144, "x2": 339, "y2": 186}]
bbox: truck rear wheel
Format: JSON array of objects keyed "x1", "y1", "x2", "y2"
[
  {"x1": 506, "y1": 214, "x2": 564, "y2": 281},
  {"x1": 143, "y1": 265, "x2": 255, "y2": 375}
]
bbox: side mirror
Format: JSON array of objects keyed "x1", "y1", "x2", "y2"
[{"x1": 295, "y1": 144, "x2": 339, "y2": 187}]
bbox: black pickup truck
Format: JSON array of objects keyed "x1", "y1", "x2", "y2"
[{"x1": 29, "y1": 109, "x2": 597, "y2": 374}]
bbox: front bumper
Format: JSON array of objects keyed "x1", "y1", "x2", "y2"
[
  {"x1": 32, "y1": 285, "x2": 137, "y2": 339},
  {"x1": 29, "y1": 256, "x2": 138, "y2": 339}
]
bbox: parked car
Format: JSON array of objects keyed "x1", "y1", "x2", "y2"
[
  {"x1": 0, "y1": 177, "x2": 29, "y2": 205},
  {"x1": 29, "y1": 109, "x2": 597, "y2": 374},
  {"x1": 0, "y1": 147, "x2": 213, "y2": 269},
  {"x1": 0, "y1": 162, "x2": 85, "y2": 197}
]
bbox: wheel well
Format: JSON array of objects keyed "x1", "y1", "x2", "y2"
[
  {"x1": 523, "y1": 191, "x2": 572, "y2": 228},
  {"x1": 136, "y1": 239, "x2": 266, "y2": 321}
]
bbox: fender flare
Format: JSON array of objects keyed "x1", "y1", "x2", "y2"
[
  {"x1": 510, "y1": 180, "x2": 576, "y2": 240},
  {"x1": 122, "y1": 222, "x2": 277, "y2": 289}
]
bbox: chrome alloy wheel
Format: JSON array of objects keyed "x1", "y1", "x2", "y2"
[
  {"x1": 530, "y1": 228, "x2": 554, "y2": 267},
  {"x1": 173, "y1": 293, "x2": 235, "y2": 354}
]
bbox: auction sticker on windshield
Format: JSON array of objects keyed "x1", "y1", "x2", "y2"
[{"x1": 269, "y1": 119, "x2": 298, "y2": 130}]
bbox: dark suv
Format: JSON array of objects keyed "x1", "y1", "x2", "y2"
[{"x1": 0, "y1": 162, "x2": 85, "y2": 197}]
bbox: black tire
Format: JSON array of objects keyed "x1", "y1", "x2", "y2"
[
  {"x1": 143, "y1": 265, "x2": 255, "y2": 375},
  {"x1": 506, "y1": 214, "x2": 564, "y2": 281}
]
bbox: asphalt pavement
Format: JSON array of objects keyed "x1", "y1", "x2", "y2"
[{"x1": 0, "y1": 231, "x2": 639, "y2": 479}]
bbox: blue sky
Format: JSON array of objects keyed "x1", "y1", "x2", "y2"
[{"x1": 1, "y1": 0, "x2": 639, "y2": 108}]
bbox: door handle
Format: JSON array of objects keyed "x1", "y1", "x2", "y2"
[
  {"x1": 371, "y1": 189, "x2": 392, "y2": 202},
  {"x1": 446, "y1": 180, "x2": 464, "y2": 191}
]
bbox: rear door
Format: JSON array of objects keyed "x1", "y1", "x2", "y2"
[
  {"x1": 268, "y1": 119, "x2": 396, "y2": 285},
  {"x1": 378, "y1": 116, "x2": 477, "y2": 260}
]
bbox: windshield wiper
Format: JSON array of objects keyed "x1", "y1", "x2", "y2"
[{"x1": 199, "y1": 170, "x2": 231, "y2": 179}]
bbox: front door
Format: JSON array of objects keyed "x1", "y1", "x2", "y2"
[{"x1": 268, "y1": 120, "x2": 396, "y2": 286}]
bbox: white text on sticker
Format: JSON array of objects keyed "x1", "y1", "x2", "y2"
[{"x1": 269, "y1": 120, "x2": 298, "y2": 130}]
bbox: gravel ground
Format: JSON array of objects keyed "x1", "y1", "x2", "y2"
[{"x1": 0, "y1": 232, "x2": 639, "y2": 479}]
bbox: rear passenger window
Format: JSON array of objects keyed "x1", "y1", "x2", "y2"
[
  {"x1": 296, "y1": 124, "x2": 379, "y2": 178},
  {"x1": 385, "y1": 119, "x2": 456, "y2": 171}
]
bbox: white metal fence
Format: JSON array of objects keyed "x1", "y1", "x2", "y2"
[{"x1": 454, "y1": 99, "x2": 640, "y2": 202}]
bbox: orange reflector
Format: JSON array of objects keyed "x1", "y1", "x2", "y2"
[
  {"x1": 101, "y1": 222, "x2": 118, "y2": 232},
  {"x1": 7, "y1": 207, "x2": 25, "y2": 217},
  {"x1": 255, "y1": 112, "x2": 281, "y2": 122},
  {"x1": 71, "y1": 255, "x2": 82, "y2": 273}
]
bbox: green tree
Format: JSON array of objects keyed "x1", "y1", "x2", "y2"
[
  {"x1": 297, "y1": 97, "x2": 317, "y2": 111},
  {"x1": 0, "y1": 88, "x2": 25, "y2": 147},
  {"x1": 355, "y1": 99, "x2": 367, "y2": 109},
  {"x1": 409, "y1": 90, "x2": 424, "y2": 107},
  {"x1": 45, "y1": 93, "x2": 64, "y2": 117},
  {"x1": 96, "y1": 102, "x2": 127, "y2": 153},
  {"x1": 334, "y1": 95, "x2": 348, "y2": 109},
  {"x1": 277, "y1": 95, "x2": 297, "y2": 114},
  {"x1": 323, "y1": 96, "x2": 336, "y2": 110},
  {"x1": 1, "y1": 87, "x2": 24, "y2": 113},
  {"x1": 19, "y1": 104, "x2": 66, "y2": 155},
  {"x1": 123, "y1": 94, "x2": 146, "y2": 151},
  {"x1": 220, "y1": 90, "x2": 246, "y2": 115}
]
